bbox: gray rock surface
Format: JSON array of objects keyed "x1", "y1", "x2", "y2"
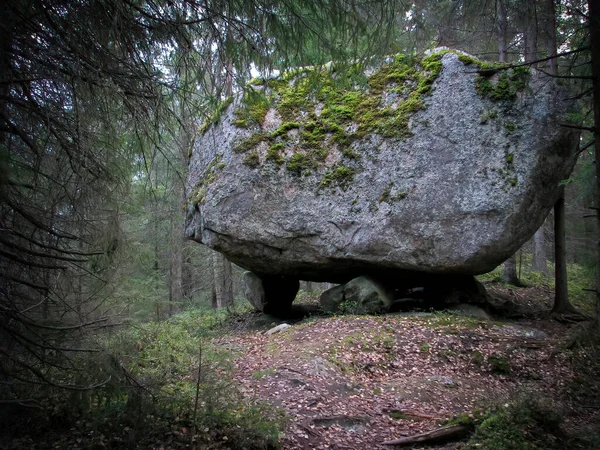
[
  {"x1": 265, "y1": 323, "x2": 292, "y2": 335},
  {"x1": 242, "y1": 271, "x2": 267, "y2": 311},
  {"x1": 319, "y1": 276, "x2": 393, "y2": 314},
  {"x1": 448, "y1": 303, "x2": 492, "y2": 320},
  {"x1": 186, "y1": 51, "x2": 579, "y2": 282}
]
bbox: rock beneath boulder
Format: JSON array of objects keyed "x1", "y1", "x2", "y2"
[
  {"x1": 185, "y1": 50, "x2": 579, "y2": 284},
  {"x1": 448, "y1": 303, "x2": 491, "y2": 320},
  {"x1": 242, "y1": 272, "x2": 299, "y2": 316},
  {"x1": 242, "y1": 272, "x2": 267, "y2": 311},
  {"x1": 265, "y1": 323, "x2": 292, "y2": 335},
  {"x1": 319, "y1": 276, "x2": 393, "y2": 314},
  {"x1": 319, "y1": 284, "x2": 346, "y2": 312}
]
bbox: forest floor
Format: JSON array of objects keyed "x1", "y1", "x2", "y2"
[
  {"x1": 219, "y1": 281, "x2": 600, "y2": 449},
  {"x1": 3, "y1": 282, "x2": 600, "y2": 450}
]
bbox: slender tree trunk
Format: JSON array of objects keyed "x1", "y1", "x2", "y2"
[
  {"x1": 503, "y1": 254, "x2": 520, "y2": 285},
  {"x1": 546, "y1": 0, "x2": 575, "y2": 313},
  {"x1": 532, "y1": 226, "x2": 548, "y2": 273},
  {"x1": 524, "y1": 0, "x2": 538, "y2": 63},
  {"x1": 496, "y1": 0, "x2": 508, "y2": 63},
  {"x1": 545, "y1": 0, "x2": 558, "y2": 73},
  {"x1": 212, "y1": 250, "x2": 233, "y2": 309},
  {"x1": 532, "y1": 0, "x2": 550, "y2": 278},
  {"x1": 209, "y1": 45, "x2": 236, "y2": 310},
  {"x1": 168, "y1": 203, "x2": 184, "y2": 316},
  {"x1": 529, "y1": 1, "x2": 554, "y2": 279},
  {"x1": 553, "y1": 190, "x2": 572, "y2": 312},
  {"x1": 499, "y1": 0, "x2": 522, "y2": 285},
  {"x1": 414, "y1": 0, "x2": 426, "y2": 53},
  {"x1": 588, "y1": 0, "x2": 600, "y2": 322}
]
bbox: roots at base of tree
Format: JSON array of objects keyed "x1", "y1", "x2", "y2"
[
  {"x1": 382, "y1": 424, "x2": 470, "y2": 447},
  {"x1": 551, "y1": 305, "x2": 592, "y2": 323}
]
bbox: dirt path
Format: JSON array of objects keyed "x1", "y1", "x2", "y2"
[{"x1": 221, "y1": 307, "x2": 592, "y2": 449}]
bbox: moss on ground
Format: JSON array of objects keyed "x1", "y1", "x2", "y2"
[{"x1": 461, "y1": 397, "x2": 564, "y2": 450}]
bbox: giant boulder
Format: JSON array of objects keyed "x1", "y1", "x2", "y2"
[{"x1": 185, "y1": 50, "x2": 579, "y2": 283}]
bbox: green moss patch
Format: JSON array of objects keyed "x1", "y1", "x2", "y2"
[
  {"x1": 243, "y1": 152, "x2": 260, "y2": 168},
  {"x1": 463, "y1": 397, "x2": 564, "y2": 450},
  {"x1": 457, "y1": 53, "x2": 530, "y2": 102},
  {"x1": 230, "y1": 52, "x2": 449, "y2": 177},
  {"x1": 489, "y1": 353, "x2": 511, "y2": 375},
  {"x1": 378, "y1": 182, "x2": 407, "y2": 203},
  {"x1": 266, "y1": 143, "x2": 285, "y2": 165},
  {"x1": 286, "y1": 153, "x2": 314, "y2": 176},
  {"x1": 318, "y1": 166, "x2": 355, "y2": 191},
  {"x1": 188, "y1": 153, "x2": 226, "y2": 206},
  {"x1": 475, "y1": 67, "x2": 530, "y2": 102},
  {"x1": 199, "y1": 97, "x2": 234, "y2": 134}
]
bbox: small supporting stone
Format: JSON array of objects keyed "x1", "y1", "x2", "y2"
[
  {"x1": 319, "y1": 276, "x2": 393, "y2": 314},
  {"x1": 242, "y1": 272, "x2": 266, "y2": 312}
]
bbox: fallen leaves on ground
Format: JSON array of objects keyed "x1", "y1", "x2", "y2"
[{"x1": 221, "y1": 288, "x2": 599, "y2": 449}]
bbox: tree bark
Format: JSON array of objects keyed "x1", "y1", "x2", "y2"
[
  {"x1": 588, "y1": 0, "x2": 600, "y2": 322},
  {"x1": 529, "y1": 0, "x2": 550, "y2": 275},
  {"x1": 499, "y1": 0, "x2": 522, "y2": 284},
  {"x1": 503, "y1": 254, "x2": 520, "y2": 285},
  {"x1": 545, "y1": 0, "x2": 558, "y2": 73},
  {"x1": 212, "y1": 251, "x2": 233, "y2": 309},
  {"x1": 524, "y1": 0, "x2": 538, "y2": 63},
  {"x1": 546, "y1": 0, "x2": 575, "y2": 313},
  {"x1": 553, "y1": 190, "x2": 572, "y2": 313},
  {"x1": 532, "y1": 225, "x2": 548, "y2": 273},
  {"x1": 382, "y1": 425, "x2": 469, "y2": 447},
  {"x1": 496, "y1": 0, "x2": 508, "y2": 63}
]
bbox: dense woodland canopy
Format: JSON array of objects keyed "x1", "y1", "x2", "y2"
[{"x1": 1, "y1": 0, "x2": 600, "y2": 448}]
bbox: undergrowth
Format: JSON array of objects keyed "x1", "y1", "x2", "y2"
[
  {"x1": 2, "y1": 308, "x2": 284, "y2": 449},
  {"x1": 458, "y1": 396, "x2": 580, "y2": 450},
  {"x1": 477, "y1": 254, "x2": 596, "y2": 313}
]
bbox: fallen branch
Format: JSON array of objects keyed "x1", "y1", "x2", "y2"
[
  {"x1": 382, "y1": 424, "x2": 469, "y2": 447},
  {"x1": 383, "y1": 408, "x2": 442, "y2": 420}
]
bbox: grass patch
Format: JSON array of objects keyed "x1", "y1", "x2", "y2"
[
  {"x1": 477, "y1": 255, "x2": 596, "y2": 313},
  {"x1": 489, "y1": 353, "x2": 511, "y2": 375},
  {"x1": 462, "y1": 396, "x2": 564, "y2": 450},
  {"x1": 15, "y1": 308, "x2": 287, "y2": 449}
]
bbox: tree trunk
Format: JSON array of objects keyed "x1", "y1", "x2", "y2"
[
  {"x1": 546, "y1": 0, "x2": 575, "y2": 313},
  {"x1": 496, "y1": 0, "x2": 508, "y2": 62},
  {"x1": 524, "y1": 0, "x2": 538, "y2": 63},
  {"x1": 503, "y1": 254, "x2": 520, "y2": 285},
  {"x1": 414, "y1": 0, "x2": 426, "y2": 53},
  {"x1": 532, "y1": 225, "x2": 548, "y2": 273},
  {"x1": 212, "y1": 251, "x2": 233, "y2": 309},
  {"x1": 553, "y1": 190, "x2": 572, "y2": 313},
  {"x1": 168, "y1": 193, "x2": 185, "y2": 316},
  {"x1": 545, "y1": 0, "x2": 558, "y2": 73},
  {"x1": 525, "y1": 0, "x2": 566, "y2": 278},
  {"x1": 588, "y1": 0, "x2": 600, "y2": 322},
  {"x1": 499, "y1": 0, "x2": 522, "y2": 284}
]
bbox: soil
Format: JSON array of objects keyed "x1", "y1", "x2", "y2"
[
  {"x1": 220, "y1": 282, "x2": 600, "y2": 449},
  {"x1": 3, "y1": 282, "x2": 599, "y2": 449}
]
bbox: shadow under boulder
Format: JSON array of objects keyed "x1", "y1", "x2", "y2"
[
  {"x1": 242, "y1": 272, "x2": 299, "y2": 316},
  {"x1": 319, "y1": 273, "x2": 493, "y2": 316}
]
